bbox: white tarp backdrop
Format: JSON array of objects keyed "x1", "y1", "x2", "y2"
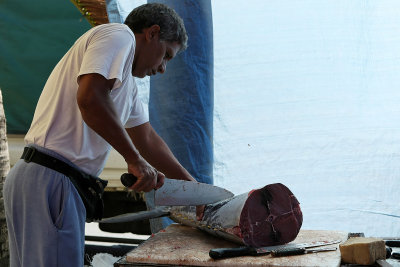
[{"x1": 107, "y1": 0, "x2": 400, "y2": 237}]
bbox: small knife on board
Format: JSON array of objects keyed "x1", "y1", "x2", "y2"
[{"x1": 209, "y1": 239, "x2": 341, "y2": 259}]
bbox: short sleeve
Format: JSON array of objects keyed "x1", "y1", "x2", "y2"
[
  {"x1": 78, "y1": 24, "x2": 135, "y2": 88},
  {"x1": 124, "y1": 97, "x2": 149, "y2": 128}
]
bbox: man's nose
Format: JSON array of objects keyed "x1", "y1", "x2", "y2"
[{"x1": 157, "y1": 61, "x2": 166, "y2": 74}]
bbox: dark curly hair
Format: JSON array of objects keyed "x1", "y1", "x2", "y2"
[{"x1": 124, "y1": 3, "x2": 188, "y2": 51}]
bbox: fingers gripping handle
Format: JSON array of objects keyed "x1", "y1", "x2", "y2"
[{"x1": 120, "y1": 173, "x2": 138, "y2": 187}]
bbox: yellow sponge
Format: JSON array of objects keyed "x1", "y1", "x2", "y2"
[{"x1": 339, "y1": 237, "x2": 386, "y2": 265}]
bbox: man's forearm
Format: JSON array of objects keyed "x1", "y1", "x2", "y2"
[{"x1": 127, "y1": 123, "x2": 195, "y2": 182}]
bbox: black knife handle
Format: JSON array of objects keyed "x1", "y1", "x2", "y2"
[
  {"x1": 386, "y1": 246, "x2": 393, "y2": 258},
  {"x1": 209, "y1": 247, "x2": 258, "y2": 259},
  {"x1": 385, "y1": 240, "x2": 400, "y2": 247},
  {"x1": 120, "y1": 173, "x2": 138, "y2": 187},
  {"x1": 392, "y1": 252, "x2": 400, "y2": 259},
  {"x1": 271, "y1": 247, "x2": 306, "y2": 257}
]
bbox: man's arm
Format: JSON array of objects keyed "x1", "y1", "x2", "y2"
[
  {"x1": 126, "y1": 122, "x2": 196, "y2": 182},
  {"x1": 77, "y1": 73, "x2": 163, "y2": 192},
  {"x1": 127, "y1": 122, "x2": 204, "y2": 219}
]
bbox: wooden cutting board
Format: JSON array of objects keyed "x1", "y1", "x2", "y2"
[{"x1": 125, "y1": 224, "x2": 348, "y2": 266}]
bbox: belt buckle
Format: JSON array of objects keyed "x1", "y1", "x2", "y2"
[{"x1": 24, "y1": 147, "x2": 36, "y2": 163}]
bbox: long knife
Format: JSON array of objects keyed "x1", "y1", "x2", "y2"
[
  {"x1": 99, "y1": 206, "x2": 171, "y2": 223},
  {"x1": 120, "y1": 173, "x2": 234, "y2": 206},
  {"x1": 209, "y1": 239, "x2": 342, "y2": 259}
]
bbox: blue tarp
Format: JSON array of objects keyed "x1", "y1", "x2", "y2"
[{"x1": 148, "y1": 0, "x2": 214, "y2": 185}]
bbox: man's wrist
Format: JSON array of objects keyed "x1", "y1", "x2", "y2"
[{"x1": 123, "y1": 149, "x2": 142, "y2": 165}]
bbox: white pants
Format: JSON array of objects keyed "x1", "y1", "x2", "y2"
[{"x1": 3, "y1": 145, "x2": 86, "y2": 267}]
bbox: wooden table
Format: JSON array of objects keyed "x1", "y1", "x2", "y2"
[{"x1": 114, "y1": 224, "x2": 348, "y2": 267}]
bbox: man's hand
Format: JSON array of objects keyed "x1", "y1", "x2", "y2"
[{"x1": 127, "y1": 157, "x2": 165, "y2": 192}]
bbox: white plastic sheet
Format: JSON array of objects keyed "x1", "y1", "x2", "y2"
[
  {"x1": 212, "y1": 0, "x2": 400, "y2": 237},
  {"x1": 91, "y1": 253, "x2": 119, "y2": 267}
]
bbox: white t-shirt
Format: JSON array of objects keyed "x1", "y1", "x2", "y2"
[{"x1": 25, "y1": 23, "x2": 149, "y2": 176}]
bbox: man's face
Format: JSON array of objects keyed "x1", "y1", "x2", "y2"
[{"x1": 132, "y1": 27, "x2": 181, "y2": 78}]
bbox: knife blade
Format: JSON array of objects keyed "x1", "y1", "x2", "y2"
[
  {"x1": 99, "y1": 206, "x2": 171, "y2": 223},
  {"x1": 270, "y1": 246, "x2": 337, "y2": 257},
  {"x1": 121, "y1": 173, "x2": 234, "y2": 206},
  {"x1": 209, "y1": 240, "x2": 342, "y2": 259}
]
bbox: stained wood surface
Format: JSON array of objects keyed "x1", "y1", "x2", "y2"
[{"x1": 125, "y1": 224, "x2": 348, "y2": 266}]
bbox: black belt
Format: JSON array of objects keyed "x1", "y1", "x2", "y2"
[
  {"x1": 21, "y1": 146, "x2": 108, "y2": 222},
  {"x1": 21, "y1": 146, "x2": 84, "y2": 180}
]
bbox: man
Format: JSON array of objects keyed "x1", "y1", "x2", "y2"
[{"x1": 3, "y1": 3, "x2": 202, "y2": 266}]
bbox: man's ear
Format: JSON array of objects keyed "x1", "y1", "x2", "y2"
[{"x1": 146, "y1": 25, "x2": 161, "y2": 41}]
